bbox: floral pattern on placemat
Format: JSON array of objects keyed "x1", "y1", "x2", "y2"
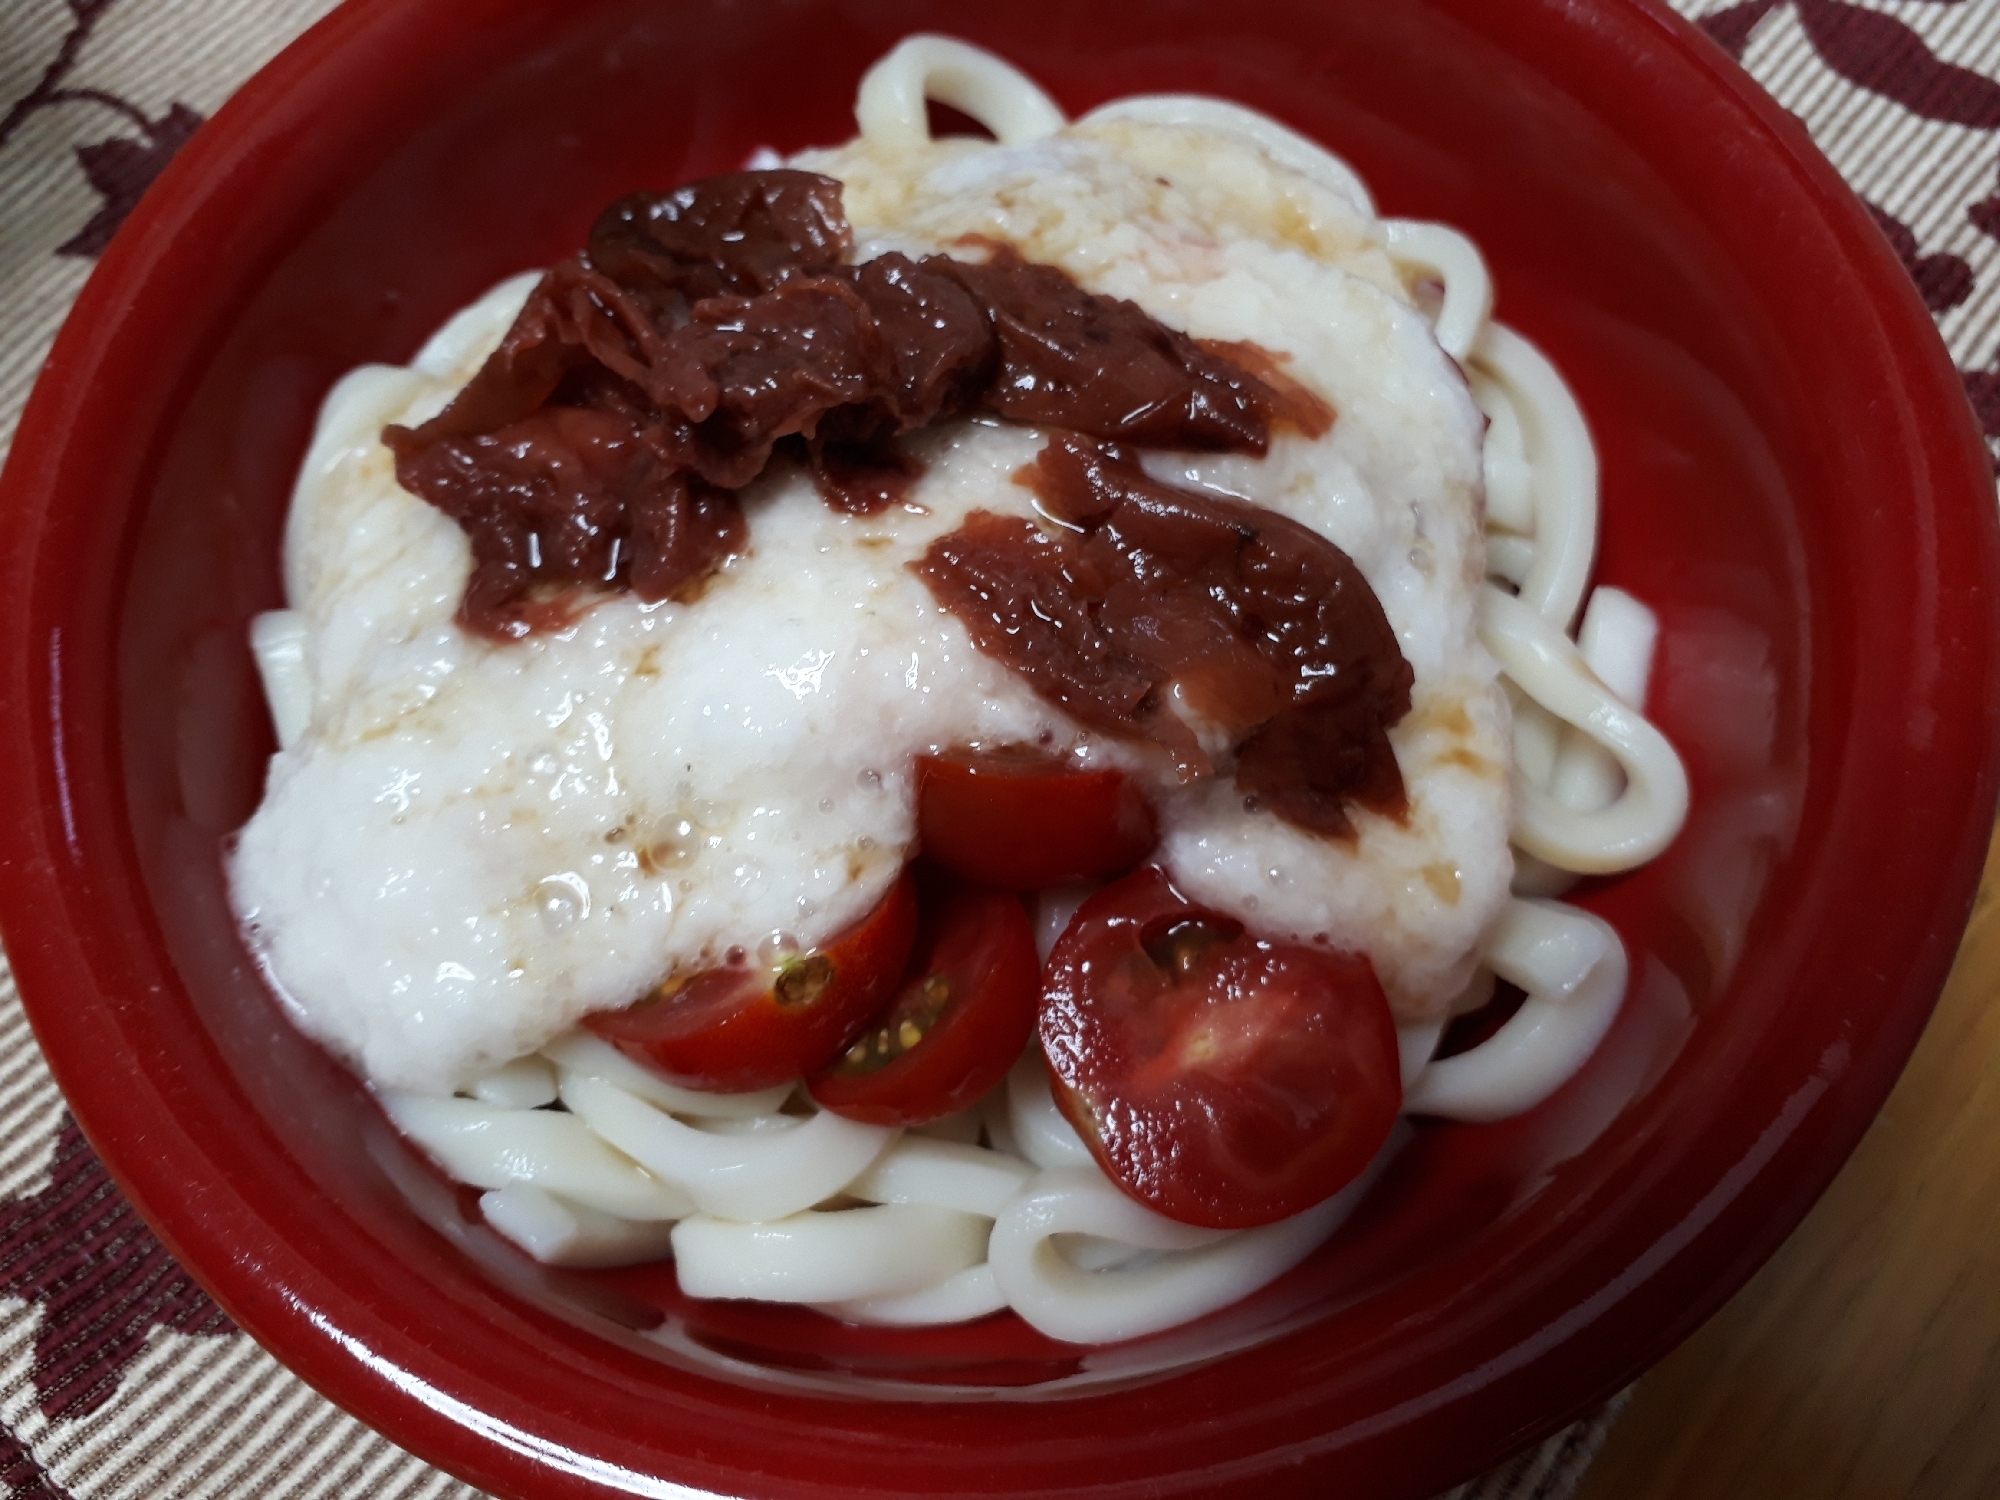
[
  {"x1": 1686, "y1": 0, "x2": 2000, "y2": 462},
  {"x1": 0, "y1": 1, "x2": 1996, "y2": 1496},
  {"x1": 0, "y1": 1115, "x2": 234, "y2": 1425},
  {"x1": 0, "y1": 1, "x2": 208, "y2": 258}
]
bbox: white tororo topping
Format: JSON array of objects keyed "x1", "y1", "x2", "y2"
[{"x1": 229, "y1": 120, "x2": 1510, "y2": 1095}]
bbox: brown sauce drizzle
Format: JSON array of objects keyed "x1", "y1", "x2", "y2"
[
  {"x1": 385, "y1": 169, "x2": 1303, "y2": 638},
  {"x1": 912, "y1": 435, "x2": 1413, "y2": 838},
  {"x1": 1196, "y1": 340, "x2": 1335, "y2": 439}
]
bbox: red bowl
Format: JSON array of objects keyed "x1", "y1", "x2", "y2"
[{"x1": 2, "y1": 0, "x2": 1996, "y2": 1495}]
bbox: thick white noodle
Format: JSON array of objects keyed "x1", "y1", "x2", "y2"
[
  {"x1": 987, "y1": 1165, "x2": 1357, "y2": 1344},
  {"x1": 557, "y1": 1073, "x2": 894, "y2": 1222},
  {"x1": 467, "y1": 1054, "x2": 558, "y2": 1109},
  {"x1": 912, "y1": 1106, "x2": 984, "y2": 1145},
  {"x1": 1057, "y1": 1234, "x2": 1152, "y2": 1274},
  {"x1": 542, "y1": 1030, "x2": 793, "y2": 1118},
  {"x1": 1473, "y1": 373, "x2": 1536, "y2": 535},
  {"x1": 1005, "y1": 1052, "x2": 1096, "y2": 1170},
  {"x1": 1571, "y1": 587, "x2": 1659, "y2": 714},
  {"x1": 1480, "y1": 586, "x2": 1689, "y2": 873},
  {"x1": 1403, "y1": 899, "x2": 1628, "y2": 1121},
  {"x1": 380, "y1": 1092, "x2": 693, "y2": 1221},
  {"x1": 855, "y1": 35, "x2": 1067, "y2": 150},
  {"x1": 980, "y1": 1084, "x2": 1023, "y2": 1161},
  {"x1": 1512, "y1": 586, "x2": 1662, "y2": 896},
  {"x1": 1034, "y1": 885, "x2": 1095, "y2": 964},
  {"x1": 1450, "y1": 966, "x2": 1498, "y2": 1019},
  {"x1": 1382, "y1": 184, "x2": 1683, "y2": 1115},
  {"x1": 1078, "y1": 94, "x2": 1376, "y2": 217},
  {"x1": 1396, "y1": 1020, "x2": 1446, "y2": 1089},
  {"x1": 249, "y1": 610, "x2": 311, "y2": 751},
  {"x1": 478, "y1": 1184, "x2": 679, "y2": 1268},
  {"x1": 1507, "y1": 680, "x2": 1563, "y2": 790},
  {"x1": 1383, "y1": 221, "x2": 1492, "y2": 362},
  {"x1": 847, "y1": 1136, "x2": 1034, "y2": 1217},
  {"x1": 1553, "y1": 587, "x2": 1660, "y2": 804},
  {"x1": 1468, "y1": 314, "x2": 1658, "y2": 894},
  {"x1": 1469, "y1": 322, "x2": 1598, "y2": 631},
  {"x1": 1484, "y1": 533, "x2": 1537, "y2": 588},
  {"x1": 674, "y1": 1205, "x2": 989, "y2": 1302},
  {"x1": 816, "y1": 1263, "x2": 1007, "y2": 1327}
]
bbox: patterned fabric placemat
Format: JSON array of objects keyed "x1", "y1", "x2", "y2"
[{"x1": 1, "y1": 1, "x2": 1994, "y2": 1496}]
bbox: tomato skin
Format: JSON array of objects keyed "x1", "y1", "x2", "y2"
[
  {"x1": 808, "y1": 879, "x2": 1039, "y2": 1126},
  {"x1": 583, "y1": 868, "x2": 919, "y2": 1091},
  {"x1": 1040, "y1": 867, "x2": 1400, "y2": 1230},
  {"x1": 916, "y1": 747, "x2": 1156, "y2": 889}
]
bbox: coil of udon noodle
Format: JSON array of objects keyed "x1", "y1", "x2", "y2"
[{"x1": 261, "y1": 35, "x2": 1689, "y2": 1343}]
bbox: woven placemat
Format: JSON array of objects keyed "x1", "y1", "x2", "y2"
[{"x1": 1, "y1": 1, "x2": 1994, "y2": 1496}]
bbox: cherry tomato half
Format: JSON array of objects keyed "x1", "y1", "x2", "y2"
[
  {"x1": 1040, "y1": 867, "x2": 1400, "y2": 1230},
  {"x1": 808, "y1": 879, "x2": 1040, "y2": 1126},
  {"x1": 584, "y1": 868, "x2": 919, "y2": 1091},
  {"x1": 916, "y1": 746, "x2": 1156, "y2": 889}
]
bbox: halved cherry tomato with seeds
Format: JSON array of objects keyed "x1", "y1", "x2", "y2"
[
  {"x1": 916, "y1": 746, "x2": 1156, "y2": 889},
  {"x1": 1040, "y1": 867, "x2": 1400, "y2": 1230},
  {"x1": 584, "y1": 868, "x2": 919, "y2": 1091},
  {"x1": 808, "y1": 878, "x2": 1040, "y2": 1125}
]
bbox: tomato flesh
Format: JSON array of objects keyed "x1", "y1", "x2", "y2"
[
  {"x1": 916, "y1": 746, "x2": 1156, "y2": 889},
  {"x1": 583, "y1": 868, "x2": 919, "y2": 1091},
  {"x1": 1040, "y1": 867, "x2": 1400, "y2": 1229},
  {"x1": 808, "y1": 878, "x2": 1040, "y2": 1126}
]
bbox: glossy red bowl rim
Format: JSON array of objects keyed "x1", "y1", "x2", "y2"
[{"x1": 2, "y1": 0, "x2": 1997, "y2": 1496}]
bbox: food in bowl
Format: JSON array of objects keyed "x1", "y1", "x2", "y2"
[{"x1": 226, "y1": 35, "x2": 1687, "y2": 1343}]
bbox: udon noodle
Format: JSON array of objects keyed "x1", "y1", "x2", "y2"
[{"x1": 251, "y1": 36, "x2": 1688, "y2": 1344}]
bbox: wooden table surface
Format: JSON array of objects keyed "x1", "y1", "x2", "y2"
[{"x1": 1577, "y1": 821, "x2": 2000, "y2": 1500}]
